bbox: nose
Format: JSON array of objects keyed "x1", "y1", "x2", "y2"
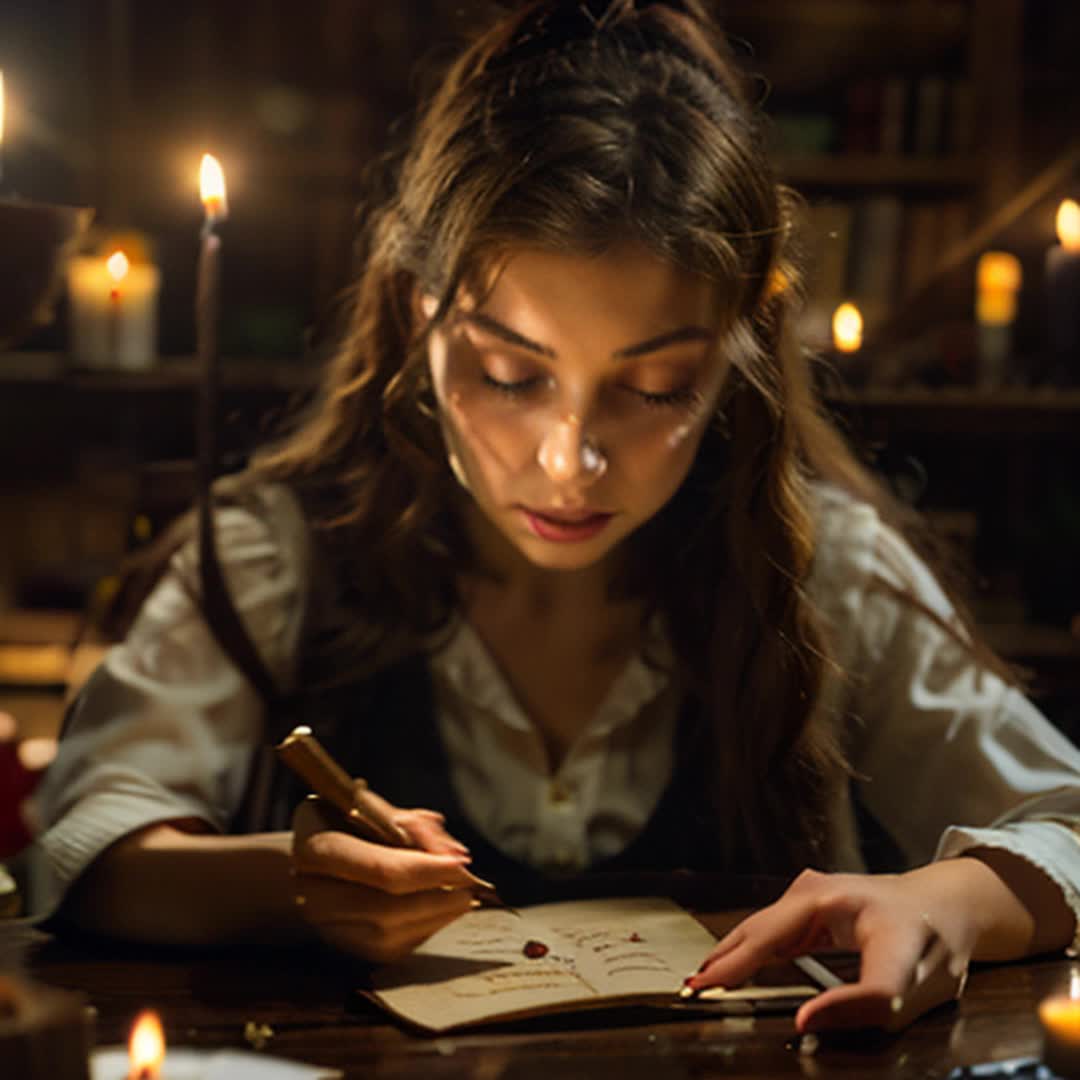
[{"x1": 536, "y1": 412, "x2": 607, "y2": 486}]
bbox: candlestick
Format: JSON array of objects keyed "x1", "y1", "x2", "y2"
[
  {"x1": 196, "y1": 154, "x2": 228, "y2": 502},
  {"x1": 1047, "y1": 198, "x2": 1080, "y2": 382},
  {"x1": 0, "y1": 69, "x2": 6, "y2": 188}
]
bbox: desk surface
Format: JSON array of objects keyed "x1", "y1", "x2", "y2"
[{"x1": 17, "y1": 914, "x2": 1072, "y2": 1080}]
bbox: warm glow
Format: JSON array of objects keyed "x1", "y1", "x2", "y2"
[
  {"x1": 977, "y1": 251, "x2": 1022, "y2": 294},
  {"x1": 199, "y1": 153, "x2": 228, "y2": 219},
  {"x1": 1041, "y1": 994, "x2": 1080, "y2": 1044},
  {"x1": 976, "y1": 251, "x2": 1022, "y2": 326},
  {"x1": 17, "y1": 736, "x2": 58, "y2": 772},
  {"x1": 1057, "y1": 199, "x2": 1080, "y2": 253},
  {"x1": 832, "y1": 302, "x2": 863, "y2": 353},
  {"x1": 106, "y1": 251, "x2": 130, "y2": 283},
  {"x1": 128, "y1": 1010, "x2": 165, "y2": 1078},
  {"x1": 0, "y1": 71, "x2": 5, "y2": 147}
]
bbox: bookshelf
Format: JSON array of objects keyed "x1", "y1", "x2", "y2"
[{"x1": 720, "y1": 0, "x2": 1022, "y2": 353}]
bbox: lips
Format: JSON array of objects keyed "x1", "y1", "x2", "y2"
[{"x1": 519, "y1": 506, "x2": 614, "y2": 543}]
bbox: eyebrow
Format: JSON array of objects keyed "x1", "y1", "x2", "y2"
[{"x1": 463, "y1": 312, "x2": 712, "y2": 360}]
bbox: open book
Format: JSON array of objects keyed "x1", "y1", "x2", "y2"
[{"x1": 364, "y1": 896, "x2": 825, "y2": 1033}]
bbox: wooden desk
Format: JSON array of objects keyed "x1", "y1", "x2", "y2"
[{"x1": 17, "y1": 918, "x2": 1072, "y2": 1080}]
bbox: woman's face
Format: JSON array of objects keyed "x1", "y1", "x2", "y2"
[{"x1": 424, "y1": 245, "x2": 731, "y2": 574}]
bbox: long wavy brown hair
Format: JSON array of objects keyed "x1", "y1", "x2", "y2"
[{"x1": 227, "y1": 0, "x2": 1006, "y2": 874}]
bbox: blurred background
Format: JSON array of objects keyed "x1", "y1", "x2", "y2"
[{"x1": 0, "y1": 0, "x2": 1079, "y2": 742}]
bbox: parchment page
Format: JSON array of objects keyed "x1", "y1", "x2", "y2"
[
  {"x1": 528, "y1": 897, "x2": 717, "y2": 997},
  {"x1": 368, "y1": 897, "x2": 716, "y2": 1032},
  {"x1": 370, "y1": 907, "x2": 601, "y2": 1031}
]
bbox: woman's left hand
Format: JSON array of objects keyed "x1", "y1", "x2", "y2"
[{"x1": 689, "y1": 867, "x2": 977, "y2": 1033}]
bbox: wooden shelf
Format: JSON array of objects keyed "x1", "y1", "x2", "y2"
[
  {"x1": 0, "y1": 352, "x2": 316, "y2": 393},
  {"x1": 825, "y1": 386, "x2": 1080, "y2": 437},
  {"x1": 778, "y1": 155, "x2": 982, "y2": 190}
]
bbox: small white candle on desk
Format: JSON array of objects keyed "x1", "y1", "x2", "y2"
[
  {"x1": 67, "y1": 248, "x2": 160, "y2": 370},
  {"x1": 89, "y1": 1008, "x2": 341, "y2": 1079},
  {"x1": 1039, "y1": 973, "x2": 1080, "y2": 1079}
]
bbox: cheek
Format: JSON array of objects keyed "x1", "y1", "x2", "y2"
[{"x1": 429, "y1": 341, "x2": 534, "y2": 480}]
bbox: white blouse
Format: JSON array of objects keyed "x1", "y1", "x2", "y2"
[{"x1": 23, "y1": 482, "x2": 1080, "y2": 939}]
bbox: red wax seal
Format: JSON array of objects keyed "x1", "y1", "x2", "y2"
[
  {"x1": 522, "y1": 939, "x2": 549, "y2": 959},
  {"x1": 629, "y1": 932, "x2": 644, "y2": 942}
]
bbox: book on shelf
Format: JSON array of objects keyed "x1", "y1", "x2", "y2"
[
  {"x1": 798, "y1": 201, "x2": 855, "y2": 349},
  {"x1": 361, "y1": 896, "x2": 828, "y2": 1033},
  {"x1": 848, "y1": 195, "x2": 904, "y2": 334}
]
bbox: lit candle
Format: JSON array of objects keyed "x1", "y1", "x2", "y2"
[
  {"x1": 1047, "y1": 198, "x2": 1080, "y2": 374},
  {"x1": 0, "y1": 69, "x2": 6, "y2": 187},
  {"x1": 67, "y1": 247, "x2": 160, "y2": 370},
  {"x1": 975, "y1": 250, "x2": 1022, "y2": 388},
  {"x1": 196, "y1": 154, "x2": 228, "y2": 500},
  {"x1": 89, "y1": 1007, "x2": 343, "y2": 1077},
  {"x1": 832, "y1": 301, "x2": 863, "y2": 355},
  {"x1": 1040, "y1": 972, "x2": 1080, "y2": 1078},
  {"x1": 128, "y1": 1010, "x2": 165, "y2": 1080}
]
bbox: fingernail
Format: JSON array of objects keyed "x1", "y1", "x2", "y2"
[
  {"x1": 678, "y1": 985, "x2": 697, "y2": 999},
  {"x1": 469, "y1": 899, "x2": 482, "y2": 909},
  {"x1": 890, "y1": 995, "x2": 904, "y2": 1014},
  {"x1": 465, "y1": 873, "x2": 497, "y2": 890}
]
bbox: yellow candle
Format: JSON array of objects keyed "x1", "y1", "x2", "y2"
[
  {"x1": 67, "y1": 249, "x2": 160, "y2": 370},
  {"x1": 976, "y1": 251, "x2": 1022, "y2": 327},
  {"x1": 1040, "y1": 993, "x2": 1080, "y2": 1077}
]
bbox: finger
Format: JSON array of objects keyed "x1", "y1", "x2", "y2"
[
  {"x1": 887, "y1": 935, "x2": 967, "y2": 1034},
  {"x1": 693, "y1": 893, "x2": 825, "y2": 991},
  {"x1": 795, "y1": 915, "x2": 929, "y2": 1033},
  {"x1": 795, "y1": 981, "x2": 896, "y2": 1033},
  {"x1": 296, "y1": 829, "x2": 476, "y2": 894},
  {"x1": 397, "y1": 811, "x2": 471, "y2": 856}
]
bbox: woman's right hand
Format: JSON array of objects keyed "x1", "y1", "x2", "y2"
[{"x1": 291, "y1": 795, "x2": 483, "y2": 962}]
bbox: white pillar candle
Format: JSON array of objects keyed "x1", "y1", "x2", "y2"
[{"x1": 67, "y1": 250, "x2": 160, "y2": 370}]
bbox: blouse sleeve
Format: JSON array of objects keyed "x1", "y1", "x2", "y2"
[
  {"x1": 813, "y1": 487, "x2": 1080, "y2": 943},
  {"x1": 22, "y1": 482, "x2": 308, "y2": 917}
]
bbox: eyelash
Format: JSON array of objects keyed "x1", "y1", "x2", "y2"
[{"x1": 481, "y1": 374, "x2": 697, "y2": 409}]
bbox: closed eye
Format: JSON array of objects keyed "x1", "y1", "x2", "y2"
[
  {"x1": 481, "y1": 372, "x2": 545, "y2": 397},
  {"x1": 626, "y1": 385, "x2": 700, "y2": 408}
]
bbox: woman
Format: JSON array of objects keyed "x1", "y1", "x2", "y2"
[{"x1": 28, "y1": 0, "x2": 1080, "y2": 1034}]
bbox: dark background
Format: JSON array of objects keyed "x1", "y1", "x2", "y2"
[{"x1": 1, "y1": 0, "x2": 1079, "y2": 730}]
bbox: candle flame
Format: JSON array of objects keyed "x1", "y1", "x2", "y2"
[
  {"x1": 128, "y1": 1010, "x2": 165, "y2": 1078},
  {"x1": 106, "y1": 251, "x2": 130, "y2": 283},
  {"x1": 976, "y1": 251, "x2": 1021, "y2": 326},
  {"x1": 1057, "y1": 199, "x2": 1080, "y2": 253},
  {"x1": 977, "y1": 251, "x2": 1022, "y2": 294},
  {"x1": 199, "y1": 153, "x2": 228, "y2": 220},
  {"x1": 832, "y1": 302, "x2": 863, "y2": 353}
]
